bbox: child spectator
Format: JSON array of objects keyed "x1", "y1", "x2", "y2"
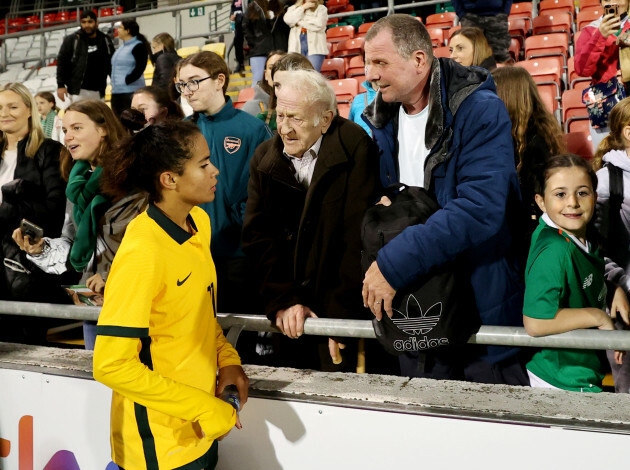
[
  {"x1": 93, "y1": 120, "x2": 248, "y2": 470},
  {"x1": 12, "y1": 100, "x2": 147, "y2": 349},
  {"x1": 593, "y1": 97, "x2": 630, "y2": 393},
  {"x1": 524, "y1": 153, "x2": 629, "y2": 392},
  {"x1": 35, "y1": 91, "x2": 62, "y2": 142}
]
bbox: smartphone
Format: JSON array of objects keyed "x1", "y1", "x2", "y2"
[
  {"x1": 605, "y1": 3, "x2": 619, "y2": 17},
  {"x1": 20, "y1": 219, "x2": 44, "y2": 243}
]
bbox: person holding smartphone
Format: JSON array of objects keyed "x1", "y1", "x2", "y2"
[{"x1": 575, "y1": 0, "x2": 630, "y2": 147}]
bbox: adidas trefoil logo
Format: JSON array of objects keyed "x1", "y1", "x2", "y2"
[
  {"x1": 582, "y1": 273, "x2": 593, "y2": 289},
  {"x1": 392, "y1": 294, "x2": 442, "y2": 335}
]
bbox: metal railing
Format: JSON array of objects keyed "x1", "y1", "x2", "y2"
[{"x1": 1, "y1": 300, "x2": 630, "y2": 351}]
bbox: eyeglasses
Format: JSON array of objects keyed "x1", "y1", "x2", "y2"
[{"x1": 174, "y1": 76, "x2": 213, "y2": 94}]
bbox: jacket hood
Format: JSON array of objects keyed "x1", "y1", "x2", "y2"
[
  {"x1": 363, "y1": 57, "x2": 494, "y2": 151},
  {"x1": 603, "y1": 149, "x2": 630, "y2": 171}
]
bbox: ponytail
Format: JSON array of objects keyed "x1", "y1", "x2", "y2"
[
  {"x1": 594, "y1": 97, "x2": 630, "y2": 170},
  {"x1": 101, "y1": 120, "x2": 202, "y2": 202}
]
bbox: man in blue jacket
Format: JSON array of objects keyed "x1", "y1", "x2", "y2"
[
  {"x1": 176, "y1": 51, "x2": 272, "y2": 315},
  {"x1": 361, "y1": 14, "x2": 527, "y2": 385}
]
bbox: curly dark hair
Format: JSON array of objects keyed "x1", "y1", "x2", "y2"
[{"x1": 101, "y1": 120, "x2": 202, "y2": 202}]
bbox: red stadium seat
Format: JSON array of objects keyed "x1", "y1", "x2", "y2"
[
  {"x1": 326, "y1": 25, "x2": 355, "y2": 44},
  {"x1": 346, "y1": 55, "x2": 365, "y2": 78},
  {"x1": 525, "y1": 33, "x2": 569, "y2": 64},
  {"x1": 532, "y1": 13, "x2": 572, "y2": 39},
  {"x1": 566, "y1": 118, "x2": 590, "y2": 134},
  {"x1": 537, "y1": 82, "x2": 560, "y2": 114},
  {"x1": 579, "y1": 0, "x2": 600, "y2": 8},
  {"x1": 331, "y1": 78, "x2": 359, "y2": 103},
  {"x1": 568, "y1": 57, "x2": 591, "y2": 89},
  {"x1": 538, "y1": 0, "x2": 575, "y2": 18},
  {"x1": 321, "y1": 58, "x2": 346, "y2": 79},
  {"x1": 356, "y1": 22, "x2": 375, "y2": 38},
  {"x1": 564, "y1": 132, "x2": 594, "y2": 160},
  {"x1": 434, "y1": 46, "x2": 451, "y2": 58},
  {"x1": 327, "y1": 0, "x2": 350, "y2": 14},
  {"x1": 510, "y1": 3, "x2": 533, "y2": 31},
  {"x1": 576, "y1": 9, "x2": 602, "y2": 30},
  {"x1": 562, "y1": 89, "x2": 589, "y2": 132},
  {"x1": 333, "y1": 38, "x2": 365, "y2": 67},
  {"x1": 425, "y1": 12, "x2": 456, "y2": 29},
  {"x1": 427, "y1": 28, "x2": 445, "y2": 47},
  {"x1": 509, "y1": 38, "x2": 521, "y2": 62},
  {"x1": 516, "y1": 57, "x2": 563, "y2": 88}
]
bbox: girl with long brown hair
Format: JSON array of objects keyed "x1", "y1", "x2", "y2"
[
  {"x1": 12, "y1": 100, "x2": 147, "y2": 349},
  {"x1": 492, "y1": 66, "x2": 566, "y2": 220}
]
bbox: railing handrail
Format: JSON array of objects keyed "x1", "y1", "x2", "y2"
[{"x1": 1, "y1": 300, "x2": 629, "y2": 351}]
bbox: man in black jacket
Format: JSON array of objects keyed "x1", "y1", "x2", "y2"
[{"x1": 56, "y1": 10, "x2": 114, "y2": 103}]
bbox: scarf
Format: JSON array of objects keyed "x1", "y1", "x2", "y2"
[
  {"x1": 65, "y1": 160, "x2": 110, "y2": 271},
  {"x1": 41, "y1": 111, "x2": 57, "y2": 138}
]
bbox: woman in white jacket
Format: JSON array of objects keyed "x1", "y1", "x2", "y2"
[{"x1": 284, "y1": 0, "x2": 328, "y2": 72}]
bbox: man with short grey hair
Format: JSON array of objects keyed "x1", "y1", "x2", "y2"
[
  {"x1": 243, "y1": 69, "x2": 380, "y2": 370},
  {"x1": 361, "y1": 14, "x2": 527, "y2": 384}
]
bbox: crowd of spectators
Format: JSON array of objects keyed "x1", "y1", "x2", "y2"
[{"x1": 1, "y1": 3, "x2": 630, "y2": 468}]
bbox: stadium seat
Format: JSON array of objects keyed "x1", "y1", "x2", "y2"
[
  {"x1": 427, "y1": 28, "x2": 445, "y2": 47},
  {"x1": 579, "y1": 4, "x2": 603, "y2": 15},
  {"x1": 564, "y1": 132, "x2": 594, "y2": 159},
  {"x1": 333, "y1": 38, "x2": 364, "y2": 67},
  {"x1": 536, "y1": 82, "x2": 560, "y2": 115},
  {"x1": 516, "y1": 57, "x2": 564, "y2": 88},
  {"x1": 509, "y1": 38, "x2": 521, "y2": 61},
  {"x1": 579, "y1": 0, "x2": 600, "y2": 8},
  {"x1": 532, "y1": 13, "x2": 572, "y2": 38},
  {"x1": 327, "y1": 0, "x2": 350, "y2": 14},
  {"x1": 434, "y1": 46, "x2": 451, "y2": 58},
  {"x1": 345, "y1": 55, "x2": 365, "y2": 78},
  {"x1": 568, "y1": 57, "x2": 590, "y2": 89},
  {"x1": 525, "y1": 33, "x2": 569, "y2": 64},
  {"x1": 331, "y1": 78, "x2": 359, "y2": 103},
  {"x1": 425, "y1": 12, "x2": 456, "y2": 29},
  {"x1": 566, "y1": 118, "x2": 590, "y2": 134},
  {"x1": 356, "y1": 22, "x2": 375, "y2": 38},
  {"x1": 510, "y1": 2, "x2": 533, "y2": 31},
  {"x1": 202, "y1": 43, "x2": 226, "y2": 58},
  {"x1": 321, "y1": 58, "x2": 346, "y2": 79},
  {"x1": 177, "y1": 46, "x2": 201, "y2": 58},
  {"x1": 576, "y1": 9, "x2": 602, "y2": 30},
  {"x1": 538, "y1": 0, "x2": 575, "y2": 18},
  {"x1": 144, "y1": 62, "x2": 154, "y2": 80},
  {"x1": 40, "y1": 76, "x2": 57, "y2": 92},
  {"x1": 326, "y1": 25, "x2": 355, "y2": 44},
  {"x1": 22, "y1": 78, "x2": 42, "y2": 95},
  {"x1": 562, "y1": 88, "x2": 588, "y2": 124}
]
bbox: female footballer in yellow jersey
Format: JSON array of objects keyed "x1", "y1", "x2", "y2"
[{"x1": 93, "y1": 120, "x2": 249, "y2": 470}]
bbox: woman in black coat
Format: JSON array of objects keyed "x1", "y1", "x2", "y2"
[{"x1": 151, "y1": 32, "x2": 182, "y2": 90}]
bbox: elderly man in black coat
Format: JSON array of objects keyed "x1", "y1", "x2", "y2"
[{"x1": 243, "y1": 69, "x2": 381, "y2": 370}]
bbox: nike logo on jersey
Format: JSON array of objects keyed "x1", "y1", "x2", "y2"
[{"x1": 177, "y1": 272, "x2": 192, "y2": 286}]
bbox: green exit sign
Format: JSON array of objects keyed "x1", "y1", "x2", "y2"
[{"x1": 189, "y1": 6, "x2": 205, "y2": 17}]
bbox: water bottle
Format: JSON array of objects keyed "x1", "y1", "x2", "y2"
[
  {"x1": 230, "y1": 20, "x2": 235, "y2": 32},
  {"x1": 220, "y1": 385, "x2": 240, "y2": 413}
]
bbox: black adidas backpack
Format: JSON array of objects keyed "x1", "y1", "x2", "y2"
[{"x1": 361, "y1": 184, "x2": 480, "y2": 356}]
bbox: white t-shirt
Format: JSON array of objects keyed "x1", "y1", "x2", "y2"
[
  {"x1": 0, "y1": 149, "x2": 18, "y2": 204},
  {"x1": 397, "y1": 104, "x2": 429, "y2": 188}
]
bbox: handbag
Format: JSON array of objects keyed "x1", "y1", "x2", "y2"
[
  {"x1": 360, "y1": 184, "x2": 480, "y2": 356},
  {"x1": 582, "y1": 76, "x2": 627, "y2": 129}
]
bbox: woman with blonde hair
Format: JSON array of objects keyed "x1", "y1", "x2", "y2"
[
  {"x1": 492, "y1": 66, "x2": 566, "y2": 220},
  {"x1": 284, "y1": 0, "x2": 328, "y2": 71},
  {"x1": 449, "y1": 27, "x2": 496, "y2": 70},
  {"x1": 0, "y1": 82, "x2": 66, "y2": 307}
]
